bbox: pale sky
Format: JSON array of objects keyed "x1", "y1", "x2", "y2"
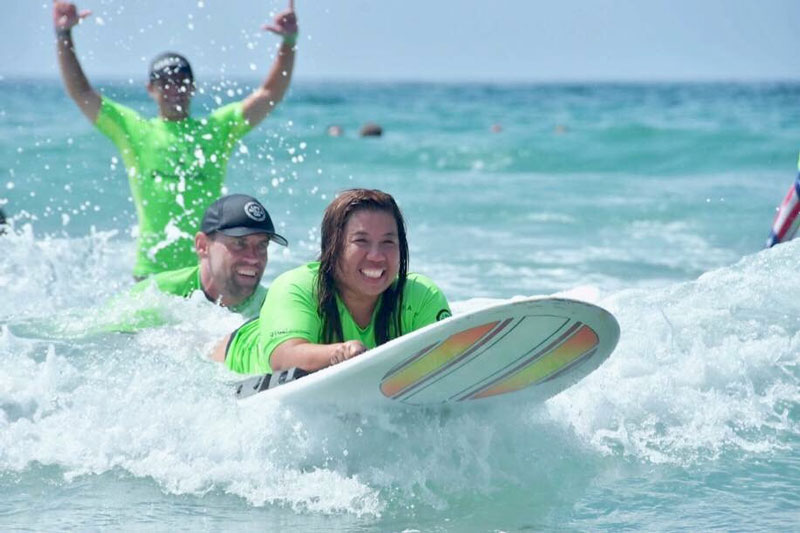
[{"x1": 4, "y1": 0, "x2": 800, "y2": 82}]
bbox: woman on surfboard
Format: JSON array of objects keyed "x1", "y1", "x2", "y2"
[{"x1": 212, "y1": 188, "x2": 451, "y2": 374}]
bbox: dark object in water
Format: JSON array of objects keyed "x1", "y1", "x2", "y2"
[{"x1": 359, "y1": 122, "x2": 383, "y2": 137}]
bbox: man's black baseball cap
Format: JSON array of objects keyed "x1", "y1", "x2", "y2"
[
  {"x1": 149, "y1": 52, "x2": 194, "y2": 82},
  {"x1": 201, "y1": 194, "x2": 288, "y2": 246}
]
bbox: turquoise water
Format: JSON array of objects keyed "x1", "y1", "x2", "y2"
[{"x1": 1, "y1": 79, "x2": 799, "y2": 531}]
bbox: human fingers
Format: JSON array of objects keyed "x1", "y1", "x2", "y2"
[
  {"x1": 344, "y1": 341, "x2": 367, "y2": 358},
  {"x1": 329, "y1": 345, "x2": 345, "y2": 366},
  {"x1": 272, "y1": 9, "x2": 296, "y2": 25},
  {"x1": 289, "y1": 0, "x2": 295, "y2": 13},
  {"x1": 53, "y1": 1, "x2": 71, "y2": 20},
  {"x1": 54, "y1": 3, "x2": 91, "y2": 29},
  {"x1": 262, "y1": 11, "x2": 295, "y2": 31},
  {"x1": 262, "y1": 15, "x2": 297, "y2": 36},
  {"x1": 54, "y1": 4, "x2": 75, "y2": 29}
]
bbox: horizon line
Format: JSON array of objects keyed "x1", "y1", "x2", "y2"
[{"x1": 4, "y1": 73, "x2": 800, "y2": 86}]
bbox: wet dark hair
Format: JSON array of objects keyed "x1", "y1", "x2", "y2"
[{"x1": 317, "y1": 189, "x2": 409, "y2": 345}]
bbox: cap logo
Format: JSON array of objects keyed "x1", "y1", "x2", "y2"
[
  {"x1": 153, "y1": 57, "x2": 177, "y2": 71},
  {"x1": 244, "y1": 201, "x2": 266, "y2": 222},
  {"x1": 150, "y1": 54, "x2": 193, "y2": 81},
  {"x1": 151, "y1": 57, "x2": 188, "y2": 72}
]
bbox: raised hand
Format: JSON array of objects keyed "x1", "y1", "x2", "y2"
[
  {"x1": 53, "y1": 1, "x2": 91, "y2": 32},
  {"x1": 262, "y1": 0, "x2": 298, "y2": 40}
]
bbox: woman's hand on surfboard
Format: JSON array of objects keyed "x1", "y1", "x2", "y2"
[{"x1": 330, "y1": 340, "x2": 367, "y2": 366}]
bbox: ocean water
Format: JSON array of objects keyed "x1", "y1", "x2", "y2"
[{"x1": 1, "y1": 79, "x2": 799, "y2": 531}]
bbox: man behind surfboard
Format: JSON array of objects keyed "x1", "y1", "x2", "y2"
[
  {"x1": 109, "y1": 194, "x2": 287, "y2": 331},
  {"x1": 211, "y1": 189, "x2": 452, "y2": 374}
]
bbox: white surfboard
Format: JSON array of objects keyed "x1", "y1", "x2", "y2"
[{"x1": 235, "y1": 296, "x2": 620, "y2": 409}]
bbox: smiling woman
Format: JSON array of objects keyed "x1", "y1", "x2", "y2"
[{"x1": 212, "y1": 189, "x2": 452, "y2": 374}]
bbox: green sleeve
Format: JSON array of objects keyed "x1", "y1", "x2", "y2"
[
  {"x1": 100, "y1": 279, "x2": 171, "y2": 333},
  {"x1": 101, "y1": 267, "x2": 200, "y2": 332},
  {"x1": 94, "y1": 96, "x2": 144, "y2": 158},
  {"x1": 401, "y1": 273, "x2": 452, "y2": 333},
  {"x1": 129, "y1": 266, "x2": 200, "y2": 298},
  {"x1": 258, "y1": 264, "x2": 323, "y2": 370},
  {"x1": 208, "y1": 101, "x2": 252, "y2": 144},
  {"x1": 223, "y1": 318, "x2": 263, "y2": 374}
]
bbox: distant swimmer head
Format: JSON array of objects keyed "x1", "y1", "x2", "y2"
[
  {"x1": 359, "y1": 122, "x2": 383, "y2": 137},
  {"x1": 327, "y1": 125, "x2": 343, "y2": 137},
  {"x1": 201, "y1": 194, "x2": 288, "y2": 246},
  {"x1": 149, "y1": 52, "x2": 194, "y2": 84}
]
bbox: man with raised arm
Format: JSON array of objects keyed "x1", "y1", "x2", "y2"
[{"x1": 53, "y1": 1, "x2": 298, "y2": 279}]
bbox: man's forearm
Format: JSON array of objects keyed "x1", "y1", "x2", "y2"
[
  {"x1": 56, "y1": 29, "x2": 101, "y2": 122},
  {"x1": 261, "y1": 41, "x2": 296, "y2": 101},
  {"x1": 242, "y1": 40, "x2": 296, "y2": 126}
]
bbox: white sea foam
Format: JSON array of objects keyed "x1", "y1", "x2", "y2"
[
  {"x1": 1, "y1": 218, "x2": 799, "y2": 520},
  {"x1": 547, "y1": 240, "x2": 800, "y2": 465}
]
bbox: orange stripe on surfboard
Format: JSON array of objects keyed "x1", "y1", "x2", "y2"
[
  {"x1": 466, "y1": 324, "x2": 599, "y2": 400},
  {"x1": 380, "y1": 320, "x2": 501, "y2": 399}
]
